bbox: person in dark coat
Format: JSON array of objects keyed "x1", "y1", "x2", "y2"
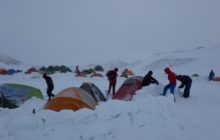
[
  {"x1": 141, "y1": 70, "x2": 159, "y2": 87},
  {"x1": 176, "y1": 75, "x2": 192, "y2": 98},
  {"x1": 43, "y1": 73, "x2": 55, "y2": 100},
  {"x1": 75, "y1": 65, "x2": 80, "y2": 74},
  {"x1": 209, "y1": 70, "x2": 215, "y2": 81},
  {"x1": 106, "y1": 68, "x2": 118, "y2": 96},
  {"x1": 162, "y1": 67, "x2": 176, "y2": 96}
]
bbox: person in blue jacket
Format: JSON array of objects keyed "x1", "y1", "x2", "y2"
[{"x1": 209, "y1": 70, "x2": 215, "y2": 81}]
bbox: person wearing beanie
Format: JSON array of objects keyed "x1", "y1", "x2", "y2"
[
  {"x1": 162, "y1": 67, "x2": 176, "y2": 96},
  {"x1": 141, "y1": 70, "x2": 159, "y2": 87},
  {"x1": 176, "y1": 75, "x2": 192, "y2": 98}
]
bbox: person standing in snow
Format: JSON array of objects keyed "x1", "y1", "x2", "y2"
[
  {"x1": 176, "y1": 75, "x2": 192, "y2": 98},
  {"x1": 141, "y1": 70, "x2": 159, "y2": 87},
  {"x1": 43, "y1": 73, "x2": 55, "y2": 101},
  {"x1": 106, "y1": 68, "x2": 118, "y2": 96},
  {"x1": 209, "y1": 70, "x2": 215, "y2": 81},
  {"x1": 75, "y1": 65, "x2": 80, "y2": 74},
  {"x1": 162, "y1": 67, "x2": 176, "y2": 96}
]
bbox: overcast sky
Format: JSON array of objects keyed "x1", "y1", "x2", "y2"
[{"x1": 0, "y1": 0, "x2": 220, "y2": 65}]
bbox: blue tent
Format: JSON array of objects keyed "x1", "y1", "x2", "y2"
[
  {"x1": 7, "y1": 69, "x2": 17, "y2": 75},
  {"x1": 0, "y1": 83, "x2": 43, "y2": 108}
]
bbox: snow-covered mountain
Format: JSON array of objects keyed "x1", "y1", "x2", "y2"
[
  {"x1": 0, "y1": 44, "x2": 220, "y2": 140},
  {"x1": 0, "y1": 53, "x2": 22, "y2": 66}
]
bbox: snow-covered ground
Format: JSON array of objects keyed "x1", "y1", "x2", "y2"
[{"x1": 0, "y1": 45, "x2": 220, "y2": 140}]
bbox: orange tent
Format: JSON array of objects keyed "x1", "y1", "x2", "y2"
[
  {"x1": 121, "y1": 69, "x2": 135, "y2": 78},
  {"x1": 126, "y1": 70, "x2": 134, "y2": 76},
  {"x1": 44, "y1": 87, "x2": 97, "y2": 112}
]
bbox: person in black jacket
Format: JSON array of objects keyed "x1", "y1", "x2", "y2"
[
  {"x1": 141, "y1": 70, "x2": 159, "y2": 87},
  {"x1": 209, "y1": 70, "x2": 215, "y2": 81},
  {"x1": 43, "y1": 73, "x2": 55, "y2": 100},
  {"x1": 176, "y1": 75, "x2": 192, "y2": 98},
  {"x1": 106, "y1": 68, "x2": 118, "y2": 96}
]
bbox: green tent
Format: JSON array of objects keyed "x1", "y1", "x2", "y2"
[
  {"x1": 81, "y1": 68, "x2": 96, "y2": 75},
  {"x1": 40, "y1": 65, "x2": 72, "y2": 74},
  {"x1": 0, "y1": 83, "x2": 43, "y2": 109}
]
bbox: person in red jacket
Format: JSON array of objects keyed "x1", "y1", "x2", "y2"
[
  {"x1": 106, "y1": 68, "x2": 118, "y2": 96},
  {"x1": 162, "y1": 67, "x2": 176, "y2": 96}
]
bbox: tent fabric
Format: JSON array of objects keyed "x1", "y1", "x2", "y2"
[
  {"x1": 112, "y1": 76, "x2": 143, "y2": 101},
  {"x1": 75, "y1": 73, "x2": 87, "y2": 77},
  {"x1": 121, "y1": 69, "x2": 135, "y2": 78},
  {"x1": 0, "y1": 93, "x2": 17, "y2": 108},
  {"x1": 81, "y1": 69, "x2": 96, "y2": 75},
  {"x1": 80, "y1": 82, "x2": 106, "y2": 102},
  {"x1": 44, "y1": 87, "x2": 97, "y2": 112},
  {"x1": 126, "y1": 70, "x2": 135, "y2": 76},
  {"x1": 7, "y1": 69, "x2": 17, "y2": 75},
  {"x1": 0, "y1": 83, "x2": 43, "y2": 108},
  {"x1": 40, "y1": 65, "x2": 72, "y2": 74},
  {"x1": 0, "y1": 69, "x2": 8, "y2": 75},
  {"x1": 214, "y1": 77, "x2": 220, "y2": 82},
  {"x1": 94, "y1": 65, "x2": 104, "y2": 71},
  {"x1": 90, "y1": 73, "x2": 104, "y2": 78},
  {"x1": 25, "y1": 67, "x2": 38, "y2": 74}
]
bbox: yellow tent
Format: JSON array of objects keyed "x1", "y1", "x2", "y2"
[
  {"x1": 126, "y1": 70, "x2": 134, "y2": 76},
  {"x1": 121, "y1": 69, "x2": 135, "y2": 78},
  {"x1": 44, "y1": 87, "x2": 97, "y2": 112}
]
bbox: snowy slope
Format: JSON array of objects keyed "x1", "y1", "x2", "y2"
[
  {"x1": 0, "y1": 53, "x2": 22, "y2": 66},
  {"x1": 0, "y1": 44, "x2": 220, "y2": 140}
]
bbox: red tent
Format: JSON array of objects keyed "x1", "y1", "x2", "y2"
[
  {"x1": 75, "y1": 73, "x2": 87, "y2": 77},
  {"x1": 90, "y1": 73, "x2": 104, "y2": 78},
  {"x1": 0, "y1": 68, "x2": 8, "y2": 75},
  {"x1": 25, "y1": 67, "x2": 38, "y2": 74},
  {"x1": 112, "y1": 76, "x2": 143, "y2": 101},
  {"x1": 214, "y1": 77, "x2": 220, "y2": 82}
]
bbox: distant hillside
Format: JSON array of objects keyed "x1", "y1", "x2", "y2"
[
  {"x1": 0, "y1": 53, "x2": 22, "y2": 65},
  {"x1": 82, "y1": 60, "x2": 129, "y2": 71},
  {"x1": 127, "y1": 45, "x2": 220, "y2": 76}
]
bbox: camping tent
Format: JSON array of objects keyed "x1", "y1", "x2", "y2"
[
  {"x1": 90, "y1": 73, "x2": 104, "y2": 78},
  {"x1": 44, "y1": 87, "x2": 97, "y2": 112},
  {"x1": 120, "y1": 69, "x2": 135, "y2": 78},
  {"x1": 7, "y1": 69, "x2": 17, "y2": 75},
  {"x1": 81, "y1": 68, "x2": 96, "y2": 75},
  {"x1": 0, "y1": 68, "x2": 7, "y2": 75},
  {"x1": 40, "y1": 65, "x2": 72, "y2": 74},
  {"x1": 0, "y1": 83, "x2": 43, "y2": 108},
  {"x1": 80, "y1": 82, "x2": 106, "y2": 102},
  {"x1": 75, "y1": 73, "x2": 87, "y2": 77},
  {"x1": 25, "y1": 67, "x2": 39, "y2": 74},
  {"x1": 94, "y1": 65, "x2": 104, "y2": 71},
  {"x1": 112, "y1": 76, "x2": 143, "y2": 101},
  {"x1": 214, "y1": 77, "x2": 220, "y2": 82}
]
